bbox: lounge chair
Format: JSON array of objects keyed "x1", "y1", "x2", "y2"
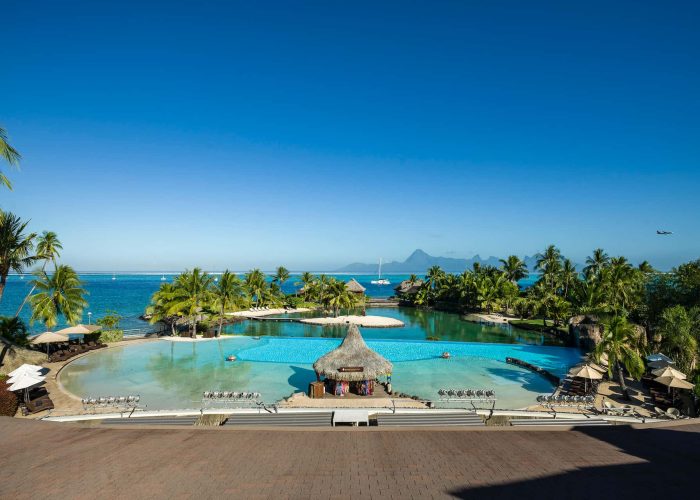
[
  {"x1": 603, "y1": 401, "x2": 632, "y2": 415},
  {"x1": 666, "y1": 408, "x2": 683, "y2": 419}
]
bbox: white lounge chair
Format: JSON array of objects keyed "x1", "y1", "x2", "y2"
[{"x1": 604, "y1": 401, "x2": 632, "y2": 415}]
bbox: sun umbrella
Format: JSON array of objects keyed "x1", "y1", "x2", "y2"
[
  {"x1": 31, "y1": 331, "x2": 69, "y2": 356},
  {"x1": 654, "y1": 375, "x2": 695, "y2": 390},
  {"x1": 648, "y1": 360, "x2": 675, "y2": 369},
  {"x1": 7, "y1": 373, "x2": 45, "y2": 391},
  {"x1": 8, "y1": 364, "x2": 44, "y2": 378},
  {"x1": 55, "y1": 324, "x2": 101, "y2": 335},
  {"x1": 573, "y1": 365, "x2": 604, "y2": 380},
  {"x1": 651, "y1": 366, "x2": 686, "y2": 379},
  {"x1": 587, "y1": 362, "x2": 607, "y2": 373},
  {"x1": 646, "y1": 353, "x2": 673, "y2": 363}
]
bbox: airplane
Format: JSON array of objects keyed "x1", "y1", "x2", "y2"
[{"x1": 656, "y1": 230, "x2": 673, "y2": 235}]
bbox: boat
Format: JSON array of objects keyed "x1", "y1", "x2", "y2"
[
  {"x1": 370, "y1": 258, "x2": 391, "y2": 285},
  {"x1": 161, "y1": 274, "x2": 166, "y2": 281},
  {"x1": 112, "y1": 274, "x2": 116, "y2": 280}
]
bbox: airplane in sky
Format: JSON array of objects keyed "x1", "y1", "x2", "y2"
[{"x1": 656, "y1": 230, "x2": 673, "y2": 235}]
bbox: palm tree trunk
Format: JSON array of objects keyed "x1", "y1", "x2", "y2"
[
  {"x1": 16, "y1": 261, "x2": 47, "y2": 317},
  {"x1": 218, "y1": 306, "x2": 224, "y2": 338},
  {"x1": 617, "y1": 362, "x2": 630, "y2": 400},
  {"x1": 0, "y1": 274, "x2": 6, "y2": 303},
  {"x1": 0, "y1": 340, "x2": 10, "y2": 368}
]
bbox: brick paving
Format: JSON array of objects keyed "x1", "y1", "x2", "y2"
[{"x1": 1, "y1": 417, "x2": 698, "y2": 499}]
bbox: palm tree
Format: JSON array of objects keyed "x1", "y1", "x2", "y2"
[
  {"x1": 296, "y1": 271, "x2": 315, "y2": 297},
  {"x1": 324, "y1": 279, "x2": 357, "y2": 317},
  {"x1": 474, "y1": 274, "x2": 504, "y2": 314},
  {"x1": 146, "y1": 282, "x2": 180, "y2": 336},
  {"x1": 0, "y1": 126, "x2": 21, "y2": 191},
  {"x1": 317, "y1": 274, "x2": 330, "y2": 305},
  {"x1": 408, "y1": 274, "x2": 418, "y2": 286},
  {"x1": 273, "y1": 266, "x2": 290, "y2": 294},
  {"x1": 0, "y1": 317, "x2": 29, "y2": 369},
  {"x1": 583, "y1": 248, "x2": 610, "y2": 280},
  {"x1": 169, "y1": 268, "x2": 214, "y2": 337},
  {"x1": 28, "y1": 265, "x2": 88, "y2": 329},
  {"x1": 15, "y1": 231, "x2": 62, "y2": 317},
  {"x1": 0, "y1": 212, "x2": 37, "y2": 303},
  {"x1": 535, "y1": 245, "x2": 562, "y2": 294},
  {"x1": 656, "y1": 305, "x2": 698, "y2": 372},
  {"x1": 637, "y1": 260, "x2": 655, "y2": 274},
  {"x1": 499, "y1": 255, "x2": 528, "y2": 283},
  {"x1": 559, "y1": 258, "x2": 578, "y2": 299},
  {"x1": 244, "y1": 268, "x2": 267, "y2": 306},
  {"x1": 601, "y1": 257, "x2": 641, "y2": 315},
  {"x1": 210, "y1": 270, "x2": 245, "y2": 337},
  {"x1": 571, "y1": 279, "x2": 608, "y2": 315},
  {"x1": 594, "y1": 316, "x2": 645, "y2": 400}
]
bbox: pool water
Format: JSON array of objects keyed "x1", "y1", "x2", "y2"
[{"x1": 60, "y1": 334, "x2": 582, "y2": 410}]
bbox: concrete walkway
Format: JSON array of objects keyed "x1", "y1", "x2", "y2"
[{"x1": 1, "y1": 417, "x2": 698, "y2": 499}]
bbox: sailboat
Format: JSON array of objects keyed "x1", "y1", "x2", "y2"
[
  {"x1": 370, "y1": 258, "x2": 390, "y2": 285},
  {"x1": 112, "y1": 273, "x2": 116, "y2": 281},
  {"x1": 161, "y1": 274, "x2": 167, "y2": 281}
]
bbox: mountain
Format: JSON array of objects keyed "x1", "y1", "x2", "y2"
[{"x1": 336, "y1": 249, "x2": 539, "y2": 274}]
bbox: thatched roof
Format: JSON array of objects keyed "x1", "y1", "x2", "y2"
[
  {"x1": 313, "y1": 324, "x2": 392, "y2": 381},
  {"x1": 345, "y1": 278, "x2": 366, "y2": 293},
  {"x1": 394, "y1": 279, "x2": 423, "y2": 295}
]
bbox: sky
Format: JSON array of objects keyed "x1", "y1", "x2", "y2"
[{"x1": 2, "y1": 1, "x2": 699, "y2": 271}]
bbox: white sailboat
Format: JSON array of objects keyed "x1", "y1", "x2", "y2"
[
  {"x1": 112, "y1": 273, "x2": 116, "y2": 281},
  {"x1": 161, "y1": 274, "x2": 167, "y2": 281},
  {"x1": 370, "y1": 258, "x2": 390, "y2": 285}
]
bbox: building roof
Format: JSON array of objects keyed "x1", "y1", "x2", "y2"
[
  {"x1": 394, "y1": 279, "x2": 423, "y2": 294},
  {"x1": 313, "y1": 324, "x2": 392, "y2": 381},
  {"x1": 345, "y1": 278, "x2": 366, "y2": 293}
]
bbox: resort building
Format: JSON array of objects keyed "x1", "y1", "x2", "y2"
[
  {"x1": 344, "y1": 278, "x2": 366, "y2": 296},
  {"x1": 394, "y1": 279, "x2": 423, "y2": 296},
  {"x1": 313, "y1": 323, "x2": 392, "y2": 396}
]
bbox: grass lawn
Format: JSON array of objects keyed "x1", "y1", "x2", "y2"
[{"x1": 510, "y1": 318, "x2": 569, "y2": 335}]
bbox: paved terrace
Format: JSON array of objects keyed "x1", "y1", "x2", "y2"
[{"x1": 1, "y1": 417, "x2": 698, "y2": 499}]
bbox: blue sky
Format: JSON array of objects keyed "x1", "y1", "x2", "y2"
[{"x1": 2, "y1": 1, "x2": 699, "y2": 271}]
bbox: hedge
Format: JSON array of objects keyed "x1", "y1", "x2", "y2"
[
  {"x1": 98, "y1": 329, "x2": 124, "y2": 343},
  {"x1": 0, "y1": 377, "x2": 19, "y2": 417}
]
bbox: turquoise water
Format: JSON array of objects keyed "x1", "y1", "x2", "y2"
[
  {"x1": 225, "y1": 306, "x2": 563, "y2": 346},
  {"x1": 0, "y1": 272, "x2": 538, "y2": 332},
  {"x1": 60, "y1": 334, "x2": 582, "y2": 409}
]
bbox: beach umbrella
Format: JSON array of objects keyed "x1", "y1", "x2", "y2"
[
  {"x1": 55, "y1": 324, "x2": 101, "y2": 335},
  {"x1": 587, "y1": 362, "x2": 607, "y2": 373},
  {"x1": 646, "y1": 353, "x2": 673, "y2": 363},
  {"x1": 648, "y1": 359, "x2": 675, "y2": 369},
  {"x1": 8, "y1": 364, "x2": 44, "y2": 378},
  {"x1": 31, "y1": 331, "x2": 69, "y2": 356},
  {"x1": 572, "y1": 365, "x2": 604, "y2": 380},
  {"x1": 7, "y1": 373, "x2": 45, "y2": 391},
  {"x1": 654, "y1": 375, "x2": 694, "y2": 390},
  {"x1": 651, "y1": 366, "x2": 686, "y2": 379}
]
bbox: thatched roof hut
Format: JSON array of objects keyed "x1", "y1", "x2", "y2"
[
  {"x1": 394, "y1": 279, "x2": 423, "y2": 295},
  {"x1": 345, "y1": 278, "x2": 366, "y2": 294},
  {"x1": 313, "y1": 324, "x2": 392, "y2": 382}
]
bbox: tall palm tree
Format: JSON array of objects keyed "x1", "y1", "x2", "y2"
[
  {"x1": 474, "y1": 274, "x2": 504, "y2": 314},
  {"x1": 0, "y1": 126, "x2": 21, "y2": 191},
  {"x1": 15, "y1": 231, "x2": 62, "y2": 317},
  {"x1": 295, "y1": 271, "x2": 315, "y2": 297},
  {"x1": 0, "y1": 211, "x2": 37, "y2": 303},
  {"x1": 28, "y1": 265, "x2": 88, "y2": 329},
  {"x1": 594, "y1": 316, "x2": 644, "y2": 400},
  {"x1": 559, "y1": 258, "x2": 578, "y2": 299},
  {"x1": 170, "y1": 268, "x2": 214, "y2": 337},
  {"x1": 210, "y1": 270, "x2": 245, "y2": 337},
  {"x1": 273, "y1": 266, "x2": 290, "y2": 294},
  {"x1": 244, "y1": 268, "x2": 267, "y2": 306},
  {"x1": 602, "y1": 257, "x2": 641, "y2": 315},
  {"x1": 324, "y1": 279, "x2": 357, "y2": 317},
  {"x1": 499, "y1": 255, "x2": 528, "y2": 283},
  {"x1": 656, "y1": 305, "x2": 698, "y2": 373},
  {"x1": 535, "y1": 245, "x2": 562, "y2": 294},
  {"x1": 583, "y1": 248, "x2": 610, "y2": 280},
  {"x1": 637, "y1": 260, "x2": 655, "y2": 274},
  {"x1": 316, "y1": 274, "x2": 330, "y2": 305}
]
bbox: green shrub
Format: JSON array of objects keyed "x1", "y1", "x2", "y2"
[
  {"x1": 98, "y1": 329, "x2": 124, "y2": 343},
  {"x1": 0, "y1": 377, "x2": 19, "y2": 417}
]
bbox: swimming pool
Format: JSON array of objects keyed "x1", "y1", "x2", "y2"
[{"x1": 60, "y1": 334, "x2": 582, "y2": 410}]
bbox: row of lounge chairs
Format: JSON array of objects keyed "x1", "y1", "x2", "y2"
[
  {"x1": 437, "y1": 389, "x2": 496, "y2": 399},
  {"x1": 537, "y1": 394, "x2": 595, "y2": 407},
  {"x1": 249, "y1": 307, "x2": 271, "y2": 312},
  {"x1": 567, "y1": 377, "x2": 600, "y2": 396},
  {"x1": 48, "y1": 341, "x2": 106, "y2": 363},
  {"x1": 82, "y1": 395, "x2": 140, "y2": 410},
  {"x1": 202, "y1": 391, "x2": 261, "y2": 400}
]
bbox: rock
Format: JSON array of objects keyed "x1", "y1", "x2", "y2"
[{"x1": 569, "y1": 315, "x2": 603, "y2": 351}]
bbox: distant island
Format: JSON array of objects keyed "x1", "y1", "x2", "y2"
[{"x1": 336, "y1": 249, "x2": 539, "y2": 273}]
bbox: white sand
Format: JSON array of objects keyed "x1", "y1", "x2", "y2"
[
  {"x1": 300, "y1": 315, "x2": 404, "y2": 328},
  {"x1": 281, "y1": 392, "x2": 427, "y2": 409},
  {"x1": 463, "y1": 312, "x2": 515, "y2": 324},
  {"x1": 227, "y1": 307, "x2": 311, "y2": 318}
]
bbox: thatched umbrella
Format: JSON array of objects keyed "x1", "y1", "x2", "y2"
[
  {"x1": 31, "y1": 332, "x2": 69, "y2": 356},
  {"x1": 313, "y1": 323, "x2": 392, "y2": 382},
  {"x1": 345, "y1": 278, "x2": 366, "y2": 295}
]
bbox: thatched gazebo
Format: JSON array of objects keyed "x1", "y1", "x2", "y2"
[
  {"x1": 313, "y1": 323, "x2": 392, "y2": 396},
  {"x1": 345, "y1": 278, "x2": 366, "y2": 295}
]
